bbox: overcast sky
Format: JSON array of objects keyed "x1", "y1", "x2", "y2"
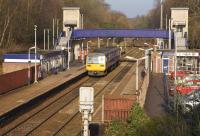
[{"x1": 105, "y1": 0, "x2": 156, "y2": 18}]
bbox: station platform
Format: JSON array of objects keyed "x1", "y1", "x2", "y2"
[{"x1": 0, "y1": 62, "x2": 86, "y2": 118}]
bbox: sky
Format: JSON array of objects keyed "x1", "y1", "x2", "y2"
[{"x1": 105, "y1": 0, "x2": 155, "y2": 18}]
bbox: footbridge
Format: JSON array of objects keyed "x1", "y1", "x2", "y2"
[{"x1": 71, "y1": 29, "x2": 170, "y2": 39}]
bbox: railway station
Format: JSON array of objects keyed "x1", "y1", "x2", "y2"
[{"x1": 0, "y1": 1, "x2": 200, "y2": 136}]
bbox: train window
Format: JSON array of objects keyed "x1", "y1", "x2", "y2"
[
  {"x1": 87, "y1": 55, "x2": 105, "y2": 64},
  {"x1": 99, "y1": 56, "x2": 105, "y2": 64}
]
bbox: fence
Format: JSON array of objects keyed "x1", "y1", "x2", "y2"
[
  {"x1": 103, "y1": 95, "x2": 137, "y2": 122},
  {"x1": 138, "y1": 69, "x2": 150, "y2": 107}
]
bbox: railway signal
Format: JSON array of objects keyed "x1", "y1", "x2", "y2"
[{"x1": 79, "y1": 87, "x2": 94, "y2": 136}]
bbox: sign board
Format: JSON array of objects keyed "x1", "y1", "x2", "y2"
[
  {"x1": 79, "y1": 87, "x2": 94, "y2": 112},
  {"x1": 177, "y1": 52, "x2": 199, "y2": 57}
]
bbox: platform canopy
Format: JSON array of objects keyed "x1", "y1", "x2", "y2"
[{"x1": 72, "y1": 29, "x2": 170, "y2": 39}]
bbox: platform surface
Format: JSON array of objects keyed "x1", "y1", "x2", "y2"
[{"x1": 0, "y1": 63, "x2": 86, "y2": 117}]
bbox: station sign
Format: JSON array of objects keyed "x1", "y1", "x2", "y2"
[{"x1": 177, "y1": 52, "x2": 199, "y2": 57}]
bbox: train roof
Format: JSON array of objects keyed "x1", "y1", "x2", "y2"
[{"x1": 93, "y1": 47, "x2": 120, "y2": 54}]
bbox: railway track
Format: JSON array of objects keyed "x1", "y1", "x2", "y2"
[
  {"x1": 0, "y1": 62, "x2": 133, "y2": 136},
  {"x1": 52, "y1": 63, "x2": 134, "y2": 136},
  {"x1": 0, "y1": 77, "x2": 99, "y2": 135},
  {"x1": 1, "y1": 48, "x2": 137, "y2": 136}
]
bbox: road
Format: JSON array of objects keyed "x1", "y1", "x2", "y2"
[{"x1": 144, "y1": 73, "x2": 167, "y2": 117}]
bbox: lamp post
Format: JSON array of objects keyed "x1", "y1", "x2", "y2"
[
  {"x1": 125, "y1": 56, "x2": 147, "y2": 90},
  {"x1": 124, "y1": 38, "x2": 127, "y2": 49},
  {"x1": 140, "y1": 46, "x2": 153, "y2": 70},
  {"x1": 98, "y1": 38, "x2": 103, "y2": 48},
  {"x1": 53, "y1": 18, "x2": 55, "y2": 46},
  {"x1": 28, "y1": 46, "x2": 35, "y2": 85},
  {"x1": 136, "y1": 57, "x2": 147, "y2": 90},
  {"x1": 44, "y1": 29, "x2": 46, "y2": 50},
  {"x1": 169, "y1": 19, "x2": 172, "y2": 49},
  {"x1": 160, "y1": 0, "x2": 163, "y2": 29},
  {"x1": 174, "y1": 32, "x2": 178, "y2": 112},
  {"x1": 67, "y1": 37, "x2": 70, "y2": 69},
  {"x1": 34, "y1": 25, "x2": 38, "y2": 83},
  {"x1": 112, "y1": 38, "x2": 115, "y2": 46},
  {"x1": 57, "y1": 19, "x2": 59, "y2": 39},
  {"x1": 87, "y1": 41, "x2": 92, "y2": 54},
  {"x1": 81, "y1": 40, "x2": 84, "y2": 64},
  {"x1": 107, "y1": 38, "x2": 111, "y2": 47},
  {"x1": 47, "y1": 29, "x2": 50, "y2": 50}
]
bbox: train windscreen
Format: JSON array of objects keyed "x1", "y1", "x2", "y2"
[{"x1": 87, "y1": 55, "x2": 105, "y2": 64}]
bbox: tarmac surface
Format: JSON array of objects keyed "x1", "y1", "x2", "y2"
[{"x1": 144, "y1": 73, "x2": 167, "y2": 117}]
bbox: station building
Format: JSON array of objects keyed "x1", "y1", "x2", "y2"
[
  {"x1": 152, "y1": 50, "x2": 200, "y2": 74},
  {"x1": 3, "y1": 50, "x2": 67, "y2": 78}
]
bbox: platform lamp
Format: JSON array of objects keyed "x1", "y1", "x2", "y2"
[
  {"x1": 28, "y1": 46, "x2": 35, "y2": 85},
  {"x1": 124, "y1": 56, "x2": 147, "y2": 91},
  {"x1": 34, "y1": 25, "x2": 38, "y2": 83},
  {"x1": 64, "y1": 22, "x2": 77, "y2": 70},
  {"x1": 98, "y1": 38, "x2": 103, "y2": 48},
  {"x1": 107, "y1": 38, "x2": 111, "y2": 47},
  {"x1": 87, "y1": 40, "x2": 92, "y2": 54}
]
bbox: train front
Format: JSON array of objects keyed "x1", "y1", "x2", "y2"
[{"x1": 86, "y1": 53, "x2": 107, "y2": 76}]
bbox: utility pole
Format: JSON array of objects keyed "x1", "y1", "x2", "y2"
[{"x1": 160, "y1": 0, "x2": 163, "y2": 29}]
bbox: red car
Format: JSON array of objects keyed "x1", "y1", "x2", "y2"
[
  {"x1": 170, "y1": 71, "x2": 185, "y2": 79},
  {"x1": 176, "y1": 83, "x2": 200, "y2": 95}
]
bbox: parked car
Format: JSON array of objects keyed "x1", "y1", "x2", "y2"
[
  {"x1": 176, "y1": 80, "x2": 200, "y2": 94},
  {"x1": 170, "y1": 71, "x2": 185, "y2": 79},
  {"x1": 178, "y1": 90, "x2": 200, "y2": 113}
]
